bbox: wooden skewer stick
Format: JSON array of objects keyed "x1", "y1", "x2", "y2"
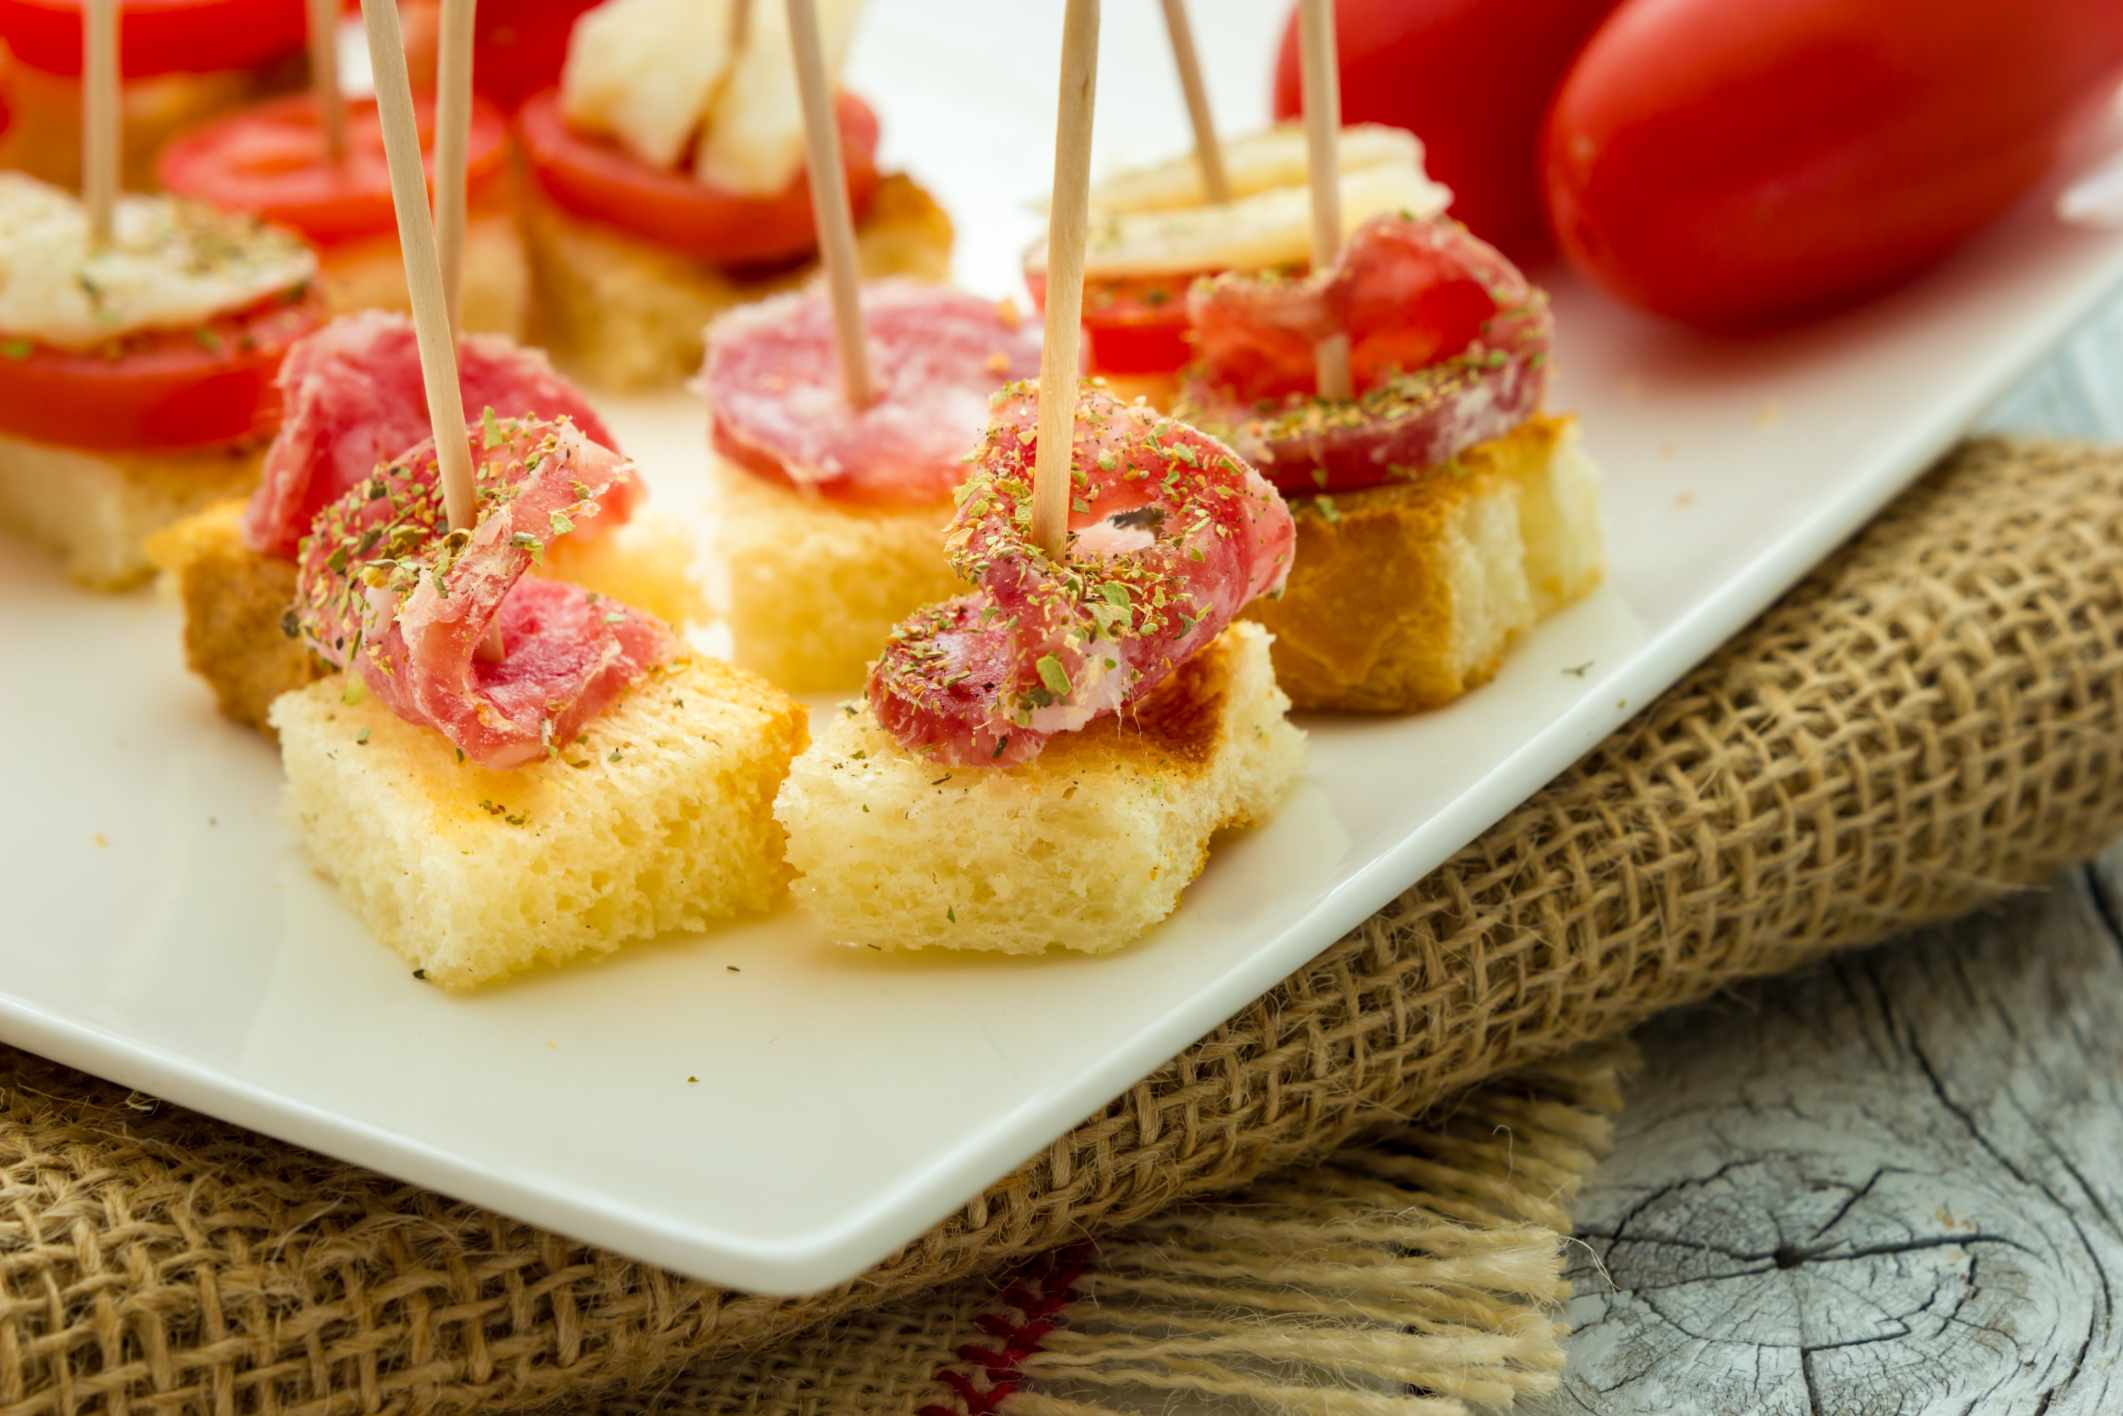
[
  {"x1": 1297, "y1": 0, "x2": 1352, "y2": 401},
  {"x1": 434, "y1": 0, "x2": 476, "y2": 332},
  {"x1": 730, "y1": 0, "x2": 752, "y2": 53},
  {"x1": 81, "y1": 0, "x2": 118, "y2": 246},
  {"x1": 306, "y1": 0, "x2": 347, "y2": 165},
  {"x1": 786, "y1": 0, "x2": 871, "y2": 407},
  {"x1": 1157, "y1": 0, "x2": 1227, "y2": 204},
  {"x1": 362, "y1": 0, "x2": 500, "y2": 663},
  {"x1": 1031, "y1": 0, "x2": 1099, "y2": 564}
]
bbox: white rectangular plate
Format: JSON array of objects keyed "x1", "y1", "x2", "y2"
[{"x1": 5, "y1": 0, "x2": 2122, "y2": 1296}]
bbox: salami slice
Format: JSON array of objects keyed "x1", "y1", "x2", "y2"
[
  {"x1": 1178, "y1": 214, "x2": 1551, "y2": 494},
  {"x1": 243, "y1": 311, "x2": 629, "y2": 560},
  {"x1": 701, "y1": 278, "x2": 1044, "y2": 511},
  {"x1": 292, "y1": 416, "x2": 676, "y2": 770},
  {"x1": 868, "y1": 386, "x2": 1294, "y2": 768}
]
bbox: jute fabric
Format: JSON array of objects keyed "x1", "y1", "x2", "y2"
[
  {"x1": 575, "y1": 1048, "x2": 1625, "y2": 1416},
  {"x1": 1, "y1": 436, "x2": 2119, "y2": 1416}
]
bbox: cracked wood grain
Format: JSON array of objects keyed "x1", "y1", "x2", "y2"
[{"x1": 1530, "y1": 842, "x2": 2123, "y2": 1416}]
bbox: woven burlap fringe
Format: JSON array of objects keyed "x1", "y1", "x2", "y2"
[
  {"x1": 577, "y1": 1049, "x2": 1625, "y2": 1416},
  {"x1": 1, "y1": 437, "x2": 2119, "y2": 1416}
]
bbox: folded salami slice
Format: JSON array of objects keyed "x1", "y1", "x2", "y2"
[
  {"x1": 293, "y1": 416, "x2": 676, "y2": 770},
  {"x1": 1179, "y1": 215, "x2": 1551, "y2": 494},
  {"x1": 701, "y1": 278, "x2": 1044, "y2": 511},
  {"x1": 243, "y1": 311, "x2": 629, "y2": 560},
  {"x1": 869, "y1": 387, "x2": 1294, "y2": 768}
]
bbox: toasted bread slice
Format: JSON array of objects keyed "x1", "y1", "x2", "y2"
[
  {"x1": 521, "y1": 170, "x2": 955, "y2": 389},
  {"x1": 271, "y1": 654, "x2": 808, "y2": 990},
  {"x1": 149, "y1": 501, "x2": 707, "y2": 736},
  {"x1": 714, "y1": 457, "x2": 960, "y2": 693},
  {"x1": 776, "y1": 621, "x2": 1305, "y2": 954},
  {"x1": 1242, "y1": 414, "x2": 1603, "y2": 712},
  {"x1": 0, "y1": 430, "x2": 263, "y2": 590},
  {"x1": 317, "y1": 210, "x2": 531, "y2": 340}
]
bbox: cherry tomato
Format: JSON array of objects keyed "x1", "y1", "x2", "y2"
[
  {"x1": 516, "y1": 86, "x2": 881, "y2": 267},
  {"x1": 0, "y1": 285, "x2": 326, "y2": 451},
  {"x1": 156, "y1": 92, "x2": 510, "y2": 248},
  {"x1": 0, "y1": 0, "x2": 305, "y2": 78},
  {"x1": 473, "y1": 0, "x2": 600, "y2": 112},
  {"x1": 1543, "y1": 0, "x2": 2123, "y2": 328},
  {"x1": 1272, "y1": 0, "x2": 1623, "y2": 259},
  {"x1": 1025, "y1": 269, "x2": 1198, "y2": 376}
]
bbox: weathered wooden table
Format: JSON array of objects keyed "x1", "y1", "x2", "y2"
[{"x1": 1530, "y1": 302, "x2": 2123, "y2": 1414}]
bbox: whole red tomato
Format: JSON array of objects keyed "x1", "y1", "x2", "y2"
[
  {"x1": 1272, "y1": 0, "x2": 1625, "y2": 259},
  {"x1": 0, "y1": 0, "x2": 306, "y2": 78},
  {"x1": 1543, "y1": 0, "x2": 2123, "y2": 328},
  {"x1": 473, "y1": 0, "x2": 600, "y2": 111}
]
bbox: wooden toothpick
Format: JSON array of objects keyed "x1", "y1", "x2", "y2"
[
  {"x1": 787, "y1": 0, "x2": 871, "y2": 407},
  {"x1": 434, "y1": 0, "x2": 476, "y2": 333},
  {"x1": 1297, "y1": 0, "x2": 1352, "y2": 401},
  {"x1": 1032, "y1": 0, "x2": 1099, "y2": 564},
  {"x1": 81, "y1": 0, "x2": 118, "y2": 246},
  {"x1": 306, "y1": 0, "x2": 347, "y2": 165},
  {"x1": 1157, "y1": 0, "x2": 1227, "y2": 204},
  {"x1": 730, "y1": 0, "x2": 752, "y2": 52}
]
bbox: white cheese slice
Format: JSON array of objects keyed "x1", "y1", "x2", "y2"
[
  {"x1": 0, "y1": 173, "x2": 316, "y2": 351},
  {"x1": 560, "y1": 0, "x2": 739, "y2": 171},
  {"x1": 1031, "y1": 162, "x2": 1453, "y2": 280},
  {"x1": 695, "y1": 0, "x2": 864, "y2": 198},
  {"x1": 1088, "y1": 122, "x2": 1428, "y2": 214}
]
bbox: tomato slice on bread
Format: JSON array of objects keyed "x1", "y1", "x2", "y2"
[
  {"x1": 0, "y1": 0, "x2": 305, "y2": 78},
  {"x1": 1027, "y1": 270, "x2": 1201, "y2": 377},
  {"x1": 517, "y1": 86, "x2": 881, "y2": 266},
  {"x1": 157, "y1": 93, "x2": 511, "y2": 248},
  {"x1": 0, "y1": 285, "x2": 326, "y2": 452}
]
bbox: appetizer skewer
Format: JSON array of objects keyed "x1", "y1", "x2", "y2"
[
  {"x1": 520, "y1": 0, "x2": 951, "y2": 388},
  {"x1": 269, "y1": 0, "x2": 805, "y2": 990},
  {"x1": 776, "y1": 0, "x2": 1306, "y2": 955},
  {"x1": 0, "y1": 1, "x2": 324, "y2": 588}
]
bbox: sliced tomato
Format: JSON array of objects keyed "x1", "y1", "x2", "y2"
[
  {"x1": 1025, "y1": 269, "x2": 1204, "y2": 376},
  {"x1": 0, "y1": 285, "x2": 326, "y2": 451},
  {"x1": 517, "y1": 86, "x2": 881, "y2": 266},
  {"x1": 156, "y1": 92, "x2": 511, "y2": 248},
  {"x1": 0, "y1": 0, "x2": 305, "y2": 78}
]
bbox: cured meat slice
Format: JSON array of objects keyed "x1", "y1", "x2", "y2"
[
  {"x1": 293, "y1": 416, "x2": 676, "y2": 770},
  {"x1": 243, "y1": 310, "x2": 629, "y2": 559},
  {"x1": 701, "y1": 278, "x2": 1044, "y2": 510},
  {"x1": 868, "y1": 387, "x2": 1293, "y2": 768},
  {"x1": 1179, "y1": 214, "x2": 1551, "y2": 494}
]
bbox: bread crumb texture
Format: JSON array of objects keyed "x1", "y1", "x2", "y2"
[
  {"x1": 1244, "y1": 414, "x2": 1604, "y2": 711},
  {"x1": 522, "y1": 170, "x2": 954, "y2": 389},
  {"x1": 271, "y1": 655, "x2": 808, "y2": 989},
  {"x1": 776, "y1": 621, "x2": 1305, "y2": 954},
  {"x1": 540, "y1": 509, "x2": 708, "y2": 630},
  {"x1": 715, "y1": 457, "x2": 958, "y2": 693},
  {"x1": 0, "y1": 429, "x2": 261, "y2": 589}
]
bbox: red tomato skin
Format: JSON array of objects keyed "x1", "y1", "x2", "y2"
[
  {"x1": 157, "y1": 92, "x2": 511, "y2": 247},
  {"x1": 0, "y1": 287, "x2": 326, "y2": 452},
  {"x1": 517, "y1": 87, "x2": 881, "y2": 267},
  {"x1": 1025, "y1": 269, "x2": 1198, "y2": 376},
  {"x1": 1543, "y1": 0, "x2": 2123, "y2": 328},
  {"x1": 0, "y1": 0, "x2": 305, "y2": 78},
  {"x1": 473, "y1": 0, "x2": 600, "y2": 112},
  {"x1": 1271, "y1": 0, "x2": 1624, "y2": 259}
]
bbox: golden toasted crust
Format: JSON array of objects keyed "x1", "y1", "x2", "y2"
[
  {"x1": 145, "y1": 501, "x2": 325, "y2": 736},
  {"x1": 521, "y1": 170, "x2": 956, "y2": 389},
  {"x1": 1243, "y1": 415, "x2": 1603, "y2": 712},
  {"x1": 0, "y1": 430, "x2": 264, "y2": 590},
  {"x1": 272, "y1": 655, "x2": 808, "y2": 990},
  {"x1": 776, "y1": 621, "x2": 1306, "y2": 955}
]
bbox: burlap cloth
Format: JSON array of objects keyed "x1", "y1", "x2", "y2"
[{"x1": 3, "y1": 436, "x2": 2120, "y2": 1416}]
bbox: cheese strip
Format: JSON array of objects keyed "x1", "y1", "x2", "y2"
[
  {"x1": 1032, "y1": 162, "x2": 1453, "y2": 280},
  {"x1": 560, "y1": 0, "x2": 739, "y2": 171},
  {"x1": 695, "y1": 0, "x2": 864, "y2": 198},
  {"x1": 1089, "y1": 122, "x2": 1427, "y2": 214},
  {"x1": 0, "y1": 173, "x2": 315, "y2": 350}
]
